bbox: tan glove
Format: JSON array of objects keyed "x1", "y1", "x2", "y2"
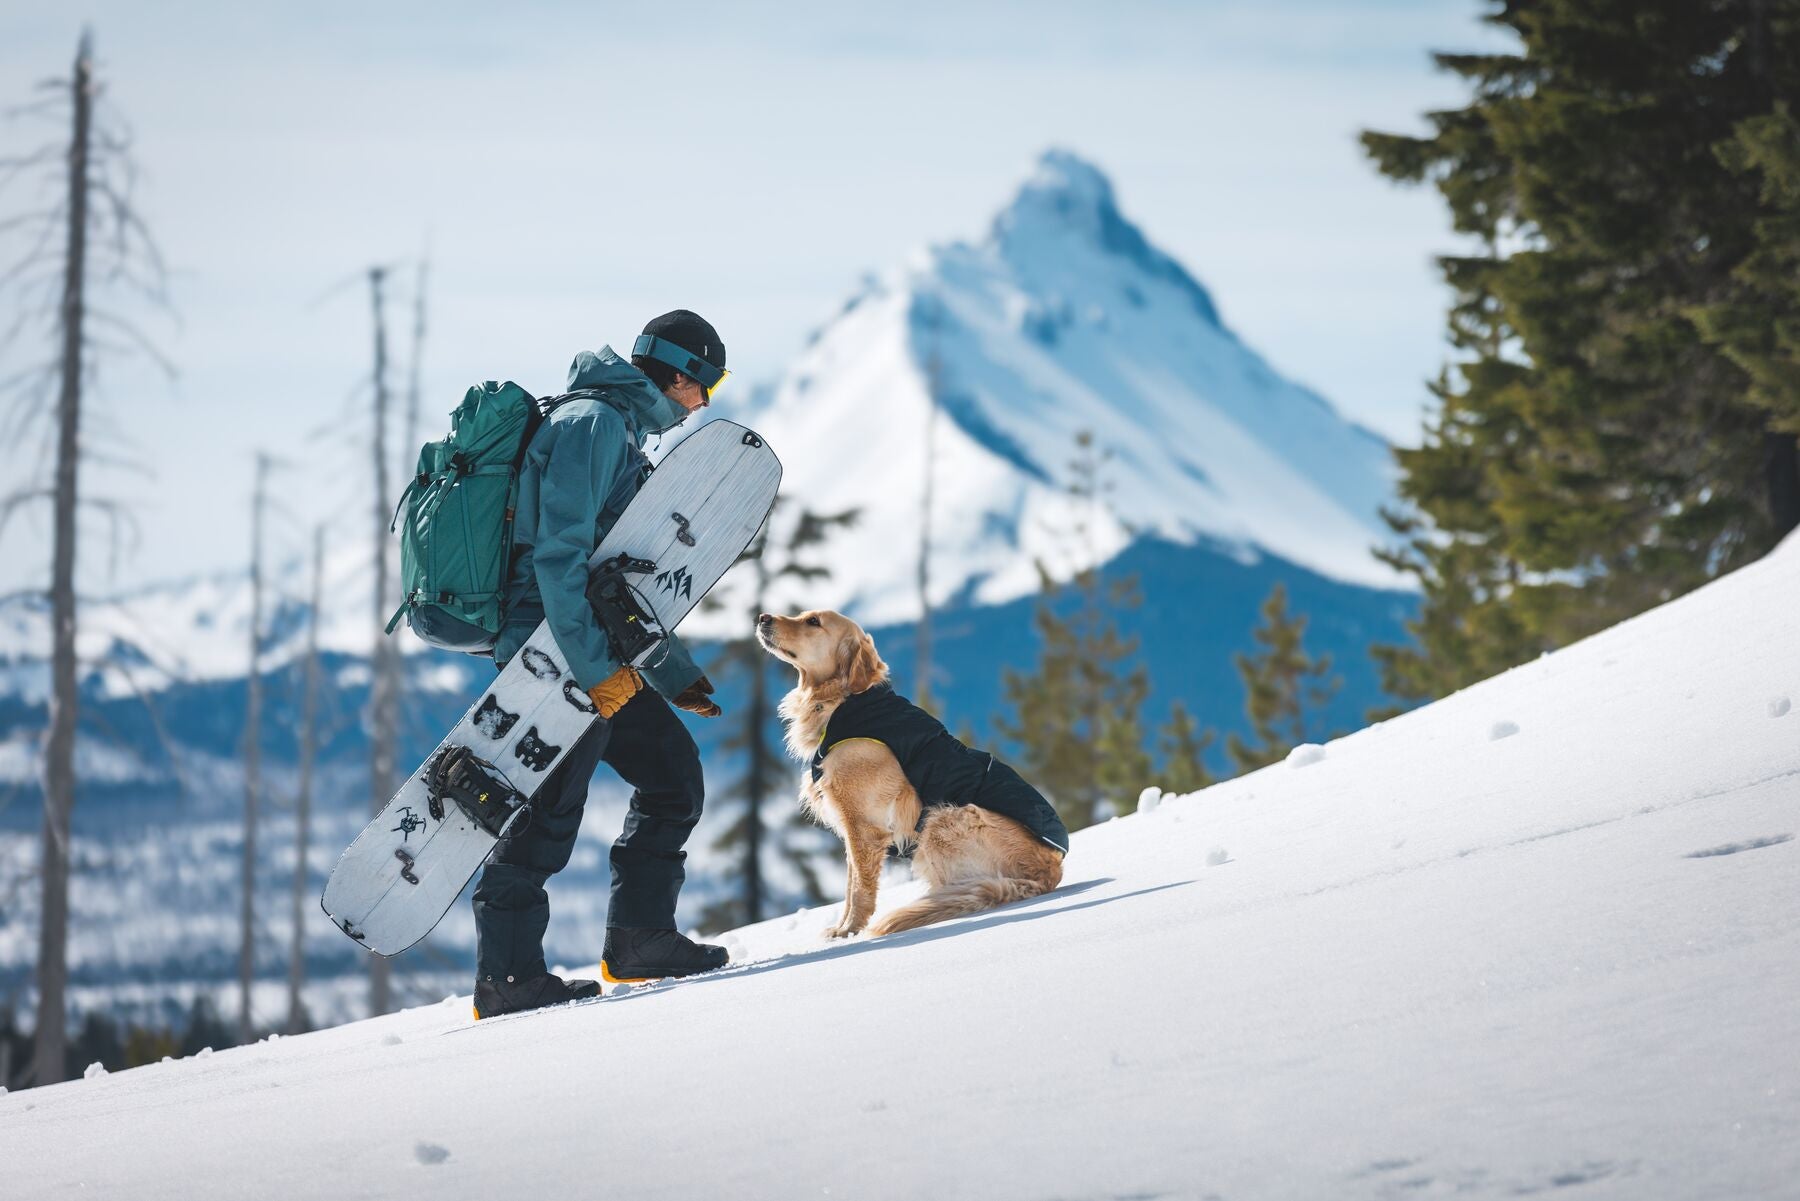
[
  {"x1": 588, "y1": 665, "x2": 643, "y2": 719},
  {"x1": 672, "y1": 674, "x2": 722, "y2": 718}
]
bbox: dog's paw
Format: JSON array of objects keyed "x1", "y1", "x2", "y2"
[{"x1": 822, "y1": 920, "x2": 862, "y2": 939}]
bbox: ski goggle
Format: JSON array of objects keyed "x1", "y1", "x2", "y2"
[{"x1": 633, "y1": 334, "x2": 730, "y2": 401}]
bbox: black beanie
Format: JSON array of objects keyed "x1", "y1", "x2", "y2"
[{"x1": 641, "y1": 310, "x2": 726, "y2": 373}]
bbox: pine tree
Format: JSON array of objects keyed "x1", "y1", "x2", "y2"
[
  {"x1": 1156, "y1": 701, "x2": 1215, "y2": 796},
  {"x1": 1226, "y1": 583, "x2": 1342, "y2": 774},
  {"x1": 1694, "y1": 99, "x2": 1800, "y2": 515},
  {"x1": 997, "y1": 432, "x2": 1151, "y2": 829},
  {"x1": 1362, "y1": 0, "x2": 1800, "y2": 702},
  {"x1": 700, "y1": 504, "x2": 858, "y2": 933}
]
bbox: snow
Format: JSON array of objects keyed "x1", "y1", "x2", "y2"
[
  {"x1": 0, "y1": 731, "x2": 153, "y2": 785},
  {"x1": 2, "y1": 536, "x2": 1796, "y2": 1197},
  {"x1": 1285, "y1": 741, "x2": 1327, "y2": 767}
]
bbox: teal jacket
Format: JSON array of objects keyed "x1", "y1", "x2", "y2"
[{"x1": 494, "y1": 346, "x2": 703, "y2": 696}]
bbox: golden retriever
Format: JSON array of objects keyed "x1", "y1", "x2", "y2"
[{"x1": 757, "y1": 609, "x2": 1064, "y2": 937}]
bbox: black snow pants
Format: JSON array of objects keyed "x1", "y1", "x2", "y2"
[{"x1": 471, "y1": 687, "x2": 704, "y2": 981}]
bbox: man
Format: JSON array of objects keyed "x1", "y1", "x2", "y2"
[{"x1": 471, "y1": 310, "x2": 732, "y2": 1019}]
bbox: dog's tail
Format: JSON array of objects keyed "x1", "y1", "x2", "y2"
[{"x1": 867, "y1": 876, "x2": 1049, "y2": 937}]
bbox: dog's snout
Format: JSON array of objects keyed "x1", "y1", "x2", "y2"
[{"x1": 757, "y1": 613, "x2": 773, "y2": 628}]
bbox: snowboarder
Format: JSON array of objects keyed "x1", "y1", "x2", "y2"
[{"x1": 471, "y1": 310, "x2": 734, "y2": 1019}]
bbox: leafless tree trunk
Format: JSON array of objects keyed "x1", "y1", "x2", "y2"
[
  {"x1": 367, "y1": 266, "x2": 398, "y2": 1017},
  {"x1": 237, "y1": 452, "x2": 270, "y2": 1043},
  {"x1": 287, "y1": 525, "x2": 323, "y2": 1035},
  {"x1": 3, "y1": 30, "x2": 170, "y2": 1087},
  {"x1": 403, "y1": 257, "x2": 427, "y2": 458},
  {"x1": 33, "y1": 31, "x2": 94, "y2": 1090}
]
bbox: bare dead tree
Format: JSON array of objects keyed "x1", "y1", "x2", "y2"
[
  {"x1": 33, "y1": 33, "x2": 93, "y2": 1093},
  {"x1": 304, "y1": 262, "x2": 405, "y2": 1018},
  {"x1": 0, "y1": 30, "x2": 171, "y2": 1088},
  {"x1": 237, "y1": 452, "x2": 271, "y2": 1043},
  {"x1": 286, "y1": 524, "x2": 323, "y2": 1035},
  {"x1": 402, "y1": 254, "x2": 428, "y2": 457},
  {"x1": 366, "y1": 265, "x2": 399, "y2": 1018}
]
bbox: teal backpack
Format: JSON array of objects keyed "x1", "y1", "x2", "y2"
[{"x1": 385, "y1": 381, "x2": 565, "y2": 653}]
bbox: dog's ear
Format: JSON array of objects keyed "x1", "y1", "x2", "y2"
[{"x1": 838, "y1": 628, "x2": 886, "y2": 694}]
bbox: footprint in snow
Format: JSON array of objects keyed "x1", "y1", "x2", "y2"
[
  {"x1": 1351, "y1": 1157, "x2": 1418, "y2": 1177},
  {"x1": 1684, "y1": 834, "x2": 1793, "y2": 859},
  {"x1": 1770, "y1": 696, "x2": 1791, "y2": 718},
  {"x1": 1489, "y1": 720, "x2": 1520, "y2": 741},
  {"x1": 414, "y1": 1143, "x2": 450, "y2": 1166}
]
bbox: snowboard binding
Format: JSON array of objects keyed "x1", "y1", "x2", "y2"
[
  {"x1": 422, "y1": 745, "x2": 528, "y2": 838},
  {"x1": 585, "y1": 553, "x2": 667, "y2": 666}
]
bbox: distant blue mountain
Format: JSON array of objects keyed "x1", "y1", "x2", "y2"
[{"x1": 0, "y1": 536, "x2": 1410, "y2": 836}]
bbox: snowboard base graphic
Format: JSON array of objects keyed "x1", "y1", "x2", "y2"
[{"x1": 321, "y1": 418, "x2": 781, "y2": 956}]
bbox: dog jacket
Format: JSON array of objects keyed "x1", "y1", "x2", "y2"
[{"x1": 810, "y1": 684, "x2": 1070, "y2": 853}]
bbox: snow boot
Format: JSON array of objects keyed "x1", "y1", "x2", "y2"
[
  {"x1": 600, "y1": 927, "x2": 729, "y2": 983},
  {"x1": 472, "y1": 971, "x2": 600, "y2": 1020}
]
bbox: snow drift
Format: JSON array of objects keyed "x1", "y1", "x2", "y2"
[{"x1": 4, "y1": 537, "x2": 1795, "y2": 1197}]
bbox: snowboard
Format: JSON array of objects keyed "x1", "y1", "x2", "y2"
[{"x1": 321, "y1": 418, "x2": 781, "y2": 956}]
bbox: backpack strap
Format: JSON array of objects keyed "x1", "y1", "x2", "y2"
[
  {"x1": 386, "y1": 583, "x2": 508, "y2": 634},
  {"x1": 512, "y1": 389, "x2": 593, "y2": 473}
]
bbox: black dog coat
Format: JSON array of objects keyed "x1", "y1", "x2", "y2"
[{"x1": 810, "y1": 684, "x2": 1070, "y2": 853}]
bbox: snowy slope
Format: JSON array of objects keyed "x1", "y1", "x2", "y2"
[
  {"x1": 743, "y1": 150, "x2": 1400, "y2": 624},
  {"x1": 6, "y1": 532, "x2": 1796, "y2": 1196}
]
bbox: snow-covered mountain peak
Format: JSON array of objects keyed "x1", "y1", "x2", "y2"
[
  {"x1": 986, "y1": 148, "x2": 1223, "y2": 329},
  {"x1": 991, "y1": 148, "x2": 1120, "y2": 242},
  {"x1": 745, "y1": 150, "x2": 1403, "y2": 626}
]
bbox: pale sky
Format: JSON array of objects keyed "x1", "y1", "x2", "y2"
[{"x1": 0, "y1": 1, "x2": 1512, "y2": 595}]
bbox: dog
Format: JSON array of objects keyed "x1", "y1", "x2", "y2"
[{"x1": 758, "y1": 609, "x2": 1068, "y2": 938}]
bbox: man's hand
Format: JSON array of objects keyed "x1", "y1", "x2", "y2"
[
  {"x1": 673, "y1": 674, "x2": 722, "y2": 718},
  {"x1": 588, "y1": 665, "x2": 643, "y2": 719}
]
